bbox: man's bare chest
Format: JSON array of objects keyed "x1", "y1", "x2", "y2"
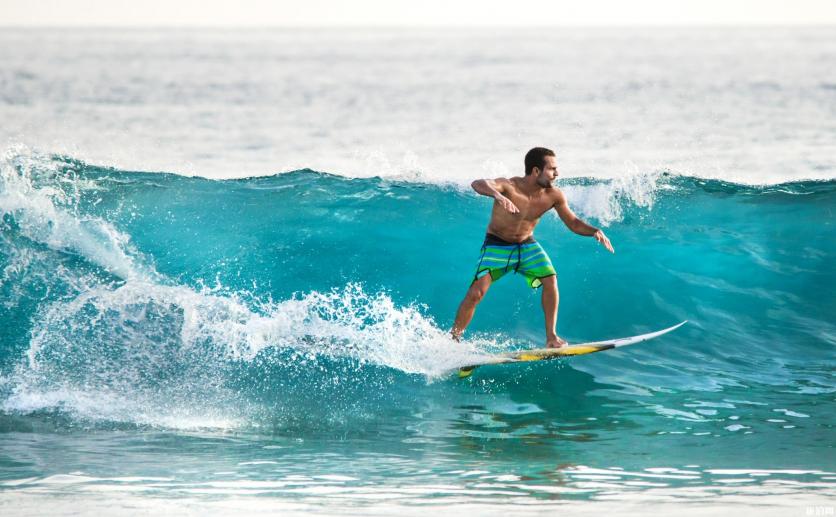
[{"x1": 505, "y1": 191, "x2": 554, "y2": 220}]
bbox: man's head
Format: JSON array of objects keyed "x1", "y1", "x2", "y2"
[{"x1": 524, "y1": 147, "x2": 557, "y2": 188}]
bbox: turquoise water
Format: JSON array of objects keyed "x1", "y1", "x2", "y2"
[{"x1": 0, "y1": 151, "x2": 834, "y2": 513}]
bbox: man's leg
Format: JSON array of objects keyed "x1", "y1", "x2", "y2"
[
  {"x1": 540, "y1": 275, "x2": 566, "y2": 348},
  {"x1": 451, "y1": 274, "x2": 493, "y2": 341}
]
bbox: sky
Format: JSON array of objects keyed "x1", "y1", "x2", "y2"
[{"x1": 2, "y1": 0, "x2": 836, "y2": 27}]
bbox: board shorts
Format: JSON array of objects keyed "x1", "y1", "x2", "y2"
[{"x1": 473, "y1": 233, "x2": 556, "y2": 289}]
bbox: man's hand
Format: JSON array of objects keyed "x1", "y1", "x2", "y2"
[
  {"x1": 494, "y1": 194, "x2": 520, "y2": 214},
  {"x1": 594, "y1": 229, "x2": 615, "y2": 253}
]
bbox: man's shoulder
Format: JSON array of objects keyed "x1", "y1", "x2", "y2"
[
  {"x1": 491, "y1": 176, "x2": 517, "y2": 193},
  {"x1": 500, "y1": 176, "x2": 526, "y2": 188},
  {"x1": 553, "y1": 186, "x2": 566, "y2": 197},
  {"x1": 548, "y1": 186, "x2": 567, "y2": 204}
]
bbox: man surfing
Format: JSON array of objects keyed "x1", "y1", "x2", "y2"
[{"x1": 451, "y1": 147, "x2": 615, "y2": 348}]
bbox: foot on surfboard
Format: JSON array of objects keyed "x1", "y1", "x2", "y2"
[{"x1": 546, "y1": 336, "x2": 568, "y2": 348}]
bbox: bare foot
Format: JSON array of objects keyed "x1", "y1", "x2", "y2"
[
  {"x1": 546, "y1": 335, "x2": 568, "y2": 348},
  {"x1": 451, "y1": 330, "x2": 462, "y2": 343}
]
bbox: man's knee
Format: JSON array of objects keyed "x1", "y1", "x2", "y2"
[{"x1": 465, "y1": 279, "x2": 490, "y2": 305}]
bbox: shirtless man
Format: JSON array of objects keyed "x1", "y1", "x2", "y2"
[{"x1": 451, "y1": 147, "x2": 615, "y2": 348}]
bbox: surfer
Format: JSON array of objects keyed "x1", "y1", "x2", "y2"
[{"x1": 451, "y1": 147, "x2": 615, "y2": 348}]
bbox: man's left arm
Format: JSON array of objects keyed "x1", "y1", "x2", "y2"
[{"x1": 553, "y1": 190, "x2": 615, "y2": 253}]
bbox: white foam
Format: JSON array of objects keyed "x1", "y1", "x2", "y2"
[
  {"x1": 27, "y1": 280, "x2": 490, "y2": 372},
  {"x1": 562, "y1": 167, "x2": 663, "y2": 226},
  {"x1": 2, "y1": 274, "x2": 501, "y2": 428},
  {"x1": 0, "y1": 145, "x2": 152, "y2": 281},
  {"x1": 0, "y1": 281, "x2": 483, "y2": 432}
]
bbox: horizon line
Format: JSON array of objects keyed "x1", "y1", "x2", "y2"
[{"x1": 2, "y1": 22, "x2": 836, "y2": 29}]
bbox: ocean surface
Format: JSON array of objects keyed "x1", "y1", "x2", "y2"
[{"x1": 0, "y1": 27, "x2": 835, "y2": 515}]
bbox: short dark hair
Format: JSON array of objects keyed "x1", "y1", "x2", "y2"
[{"x1": 524, "y1": 147, "x2": 555, "y2": 175}]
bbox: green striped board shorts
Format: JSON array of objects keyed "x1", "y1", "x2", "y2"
[{"x1": 473, "y1": 233, "x2": 557, "y2": 289}]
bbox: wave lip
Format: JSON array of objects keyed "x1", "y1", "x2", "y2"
[{"x1": 1, "y1": 145, "x2": 153, "y2": 282}]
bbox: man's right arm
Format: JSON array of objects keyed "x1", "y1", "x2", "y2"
[{"x1": 471, "y1": 178, "x2": 519, "y2": 214}]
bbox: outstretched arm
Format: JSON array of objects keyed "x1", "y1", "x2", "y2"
[
  {"x1": 553, "y1": 190, "x2": 615, "y2": 253},
  {"x1": 471, "y1": 178, "x2": 519, "y2": 214}
]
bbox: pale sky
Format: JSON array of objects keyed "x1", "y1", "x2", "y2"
[{"x1": 3, "y1": 0, "x2": 836, "y2": 26}]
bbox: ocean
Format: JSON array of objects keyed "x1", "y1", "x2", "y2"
[{"x1": 0, "y1": 27, "x2": 834, "y2": 515}]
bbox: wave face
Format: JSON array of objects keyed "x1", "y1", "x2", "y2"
[{"x1": 0, "y1": 150, "x2": 834, "y2": 507}]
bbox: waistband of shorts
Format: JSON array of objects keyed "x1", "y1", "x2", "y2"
[{"x1": 484, "y1": 233, "x2": 536, "y2": 246}]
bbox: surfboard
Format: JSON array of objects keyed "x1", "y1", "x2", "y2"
[{"x1": 457, "y1": 321, "x2": 687, "y2": 378}]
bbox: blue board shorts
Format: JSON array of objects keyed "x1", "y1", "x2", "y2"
[{"x1": 473, "y1": 233, "x2": 557, "y2": 289}]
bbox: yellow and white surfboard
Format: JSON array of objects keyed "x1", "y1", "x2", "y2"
[{"x1": 457, "y1": 321, "x2": 687, "y2": 378}]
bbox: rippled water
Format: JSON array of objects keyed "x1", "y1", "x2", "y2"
[{"x1": 1, "y1": 149, "x2": 834, "y2": 514}]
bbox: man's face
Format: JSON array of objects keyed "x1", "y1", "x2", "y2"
[{"x1": 536, "y1": 155, "x2": 558, "y2": 188}]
